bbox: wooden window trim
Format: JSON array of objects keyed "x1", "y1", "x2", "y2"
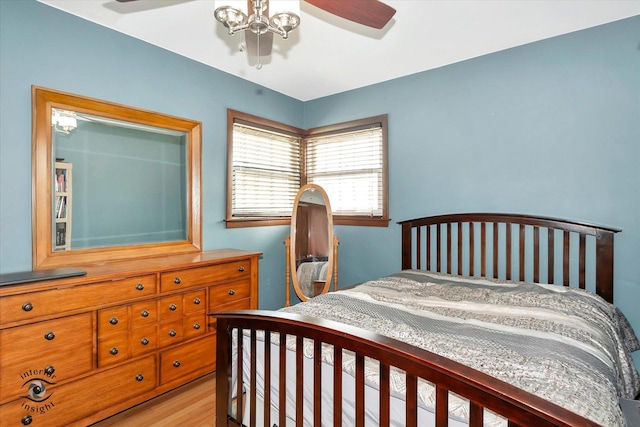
[{"x1": 226, "y1": 110, "x2": 390, "y2": 228}]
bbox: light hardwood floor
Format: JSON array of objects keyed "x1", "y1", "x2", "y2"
[{"x1": 90, "y1": 374, "x2": 216, "y2": 427}]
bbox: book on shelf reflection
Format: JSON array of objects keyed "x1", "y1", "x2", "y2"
[
  {"x1": 56, "y1": 223, "x2": 66, "y2": 248},
  {"x1": 55, "y1": 196, "x2": 66, "y2": 219}
]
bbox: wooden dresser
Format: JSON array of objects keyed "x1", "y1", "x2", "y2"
[{"x1": 0, "y1": 249, "x2": 260, "y2": 427}]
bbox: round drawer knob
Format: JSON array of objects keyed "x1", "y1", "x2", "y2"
[
  {"x1": 27, "y1": 380, "x2": 46, "y2": 400},
  {"x1": 169, "y1": 304, "x2": 177, "y2": 311},
  {"x1": 44, "y1": 331, "x2": 55, "y2": 341},
  {"x1": 193, "y1": 323, "x2": 201, "y2": 330},
  {"x1": 193, "y1": 298, "x2": 201, "y2": 305},
  {"x1": 109, "y1": 317, "x2": 118, "y2": 325},
  {"x1": 228, "y1": 289, "x2": 235, "y2": 296},
  {"x1": 44, "y1": 365, "x2": 55, "y2": 376},
  {"x1": 135, "y1": 374, "x2": 144, "y2": 382},
  {"x1": 141, "y1": 337, "x2": 150, "y2": 345},
  {"x1": 109, "y1": 347, "x2": 119, "y2": 355},
  {"x1": 173, "y1": 277, "x2": 182, "y2": 284},
  {"x1": 21, "y1": 415, "x2": 33, "y2": 425},
  {"x1": 169, "y1": 330, "x2": 177, "y2": 337},
  {"x1": 141, "y1": 310, "x2": 149, "y2": 318},
  {"x1": 30, "y1": 384, "x2": 43, "y2": 396},
  {"x1": 173, "y1": 360, "x2": 181, "y2": 368},
  {"x1": 238, "y1": 266, "x2": 245, "y2": 272},
  {"x1": 22, "y1": 302, "x2": 33, "y2": 312},
  {"x1": 136, "y1": 283, "x2": 145, "y2": 291}
]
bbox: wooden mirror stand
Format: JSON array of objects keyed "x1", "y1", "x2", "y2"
[{"x1": 285, "y1": 184, "x2": 338, "y2": 306}]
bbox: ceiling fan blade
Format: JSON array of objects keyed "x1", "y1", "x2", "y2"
[
  {"x1": 245, "y1": 31, "x2": 273, "y2": 57},
  {"x1": 304, "y1": 0, "x2": 396, "y2": 29}
]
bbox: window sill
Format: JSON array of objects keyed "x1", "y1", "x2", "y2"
[
  {"x1": 334, "y1": 216, "x2": 390, "y2": 227},
  {"x1": 225, "y1": 216, "x2": 390, "y2": 228},
  {"x1": 225, "y1": 218, "x2": 290, "y2": 228}
]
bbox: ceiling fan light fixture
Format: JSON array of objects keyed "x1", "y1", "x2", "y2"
[
  {"x1": 214, "y1": 0, "x2": 248, "y2": 33},
  {"x1": 269, "y1": 13, "x2": 299, "y2": 38},
  {"x1": 269, "y1": 0, "x2": 300, "y2": 37},
  {"x1": 214, "y1": 0, "x2": 301, "y2": 67},
  {"x1": 247, "y1": 13, "x2": 270, "y2": 35}
]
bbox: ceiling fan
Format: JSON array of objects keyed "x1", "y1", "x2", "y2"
[{"x1": 116, "y1": 0, "x2": 396, "y2": 68}]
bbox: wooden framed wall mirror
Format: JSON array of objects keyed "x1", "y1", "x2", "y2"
[
  {"x1": 32, "y1": 86, "x2": 202, "y2": 270},
  {"x1": 285, "y1": 184, "x2": 339, "y2": 306}
]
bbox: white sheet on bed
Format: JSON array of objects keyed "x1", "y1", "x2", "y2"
[{"x1": 238, "y1": 333, "x2": 474, "y2": 427}]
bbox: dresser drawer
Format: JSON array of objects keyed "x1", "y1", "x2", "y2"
[
  {"x1": 98, "y1": 332, "x2": 130, "y2": 367},
  {"x1": 160, "y1": 260, "x2": 250, "y2": 293},
  {"x1": 209, "y1": 279, "x2": 251, "y2": 308},
  {"x1": 183, "y1": 289, "x2": 206, "y2": 314},
  {"x1": 131, "y1": 325, "x2": 157, "y2": 357},
  {"x1": 208, "y1": 298, "x2": 251, "y2": 332},
  {"x1": 98, "y1": 306, "x2": 129, "y2": 335},
  {"x1": 160, "y1": 335, "x2": 216, "y2": 386},
  {"x1": 0, "y1": 343, "x2": 93, "y2": 402},
  {"x1": 0, "y1": 356, "x2": 156, "y2": 427},
  {"x1": 158, "y1": 319, "x2": 183, "y2": 348},
  {"x1": 0, "y1": 313, "x2": 92, "y2": 363},
  {"x1": 158, "y1": 295, "x2": 183, "y2": 320},
  {"x1": 130, "y1": 300, "x2": 158, "y2": 328},
  {"x1": 0, "y1": 275, "x2": 156, "y2": 324},
  {"x1": 183, "y1": 312, "x2": 206, "y2": 340}
]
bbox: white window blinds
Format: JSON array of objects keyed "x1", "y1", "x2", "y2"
[
  {"x1": 231, "y1": 123, "x2": 301, "y2": 217},
  {"x1": 306, "y1": 125, "x2": 384, "y2": 217}
]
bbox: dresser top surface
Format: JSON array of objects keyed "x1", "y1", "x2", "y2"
[{"x1": 0, "y1": 249, "x2": 261, "y2": 297}]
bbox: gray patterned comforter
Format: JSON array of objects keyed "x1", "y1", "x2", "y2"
[{"x1": 282, "y1": 270, "x2": 640, "y2": 426}]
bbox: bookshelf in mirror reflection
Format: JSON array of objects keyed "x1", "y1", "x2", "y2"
[{"x1": 55, "y1": 161, "x2": 72, "y2": 251}]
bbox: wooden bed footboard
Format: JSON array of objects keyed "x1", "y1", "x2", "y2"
[{"x1": 214, "y1": 310, "x2": 598, "y2": 427}]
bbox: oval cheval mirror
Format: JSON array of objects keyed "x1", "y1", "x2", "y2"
[{"x1": 285, "y1": 184, "x2": 339, "y2": 306}]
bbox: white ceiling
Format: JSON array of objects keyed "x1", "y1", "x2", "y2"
[{"x1": 37, "y1": 0, "x2": 640, "y2": 101}]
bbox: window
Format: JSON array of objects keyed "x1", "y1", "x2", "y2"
[
  {"x1": 226, "y1": 110, "x2": 389, "y2": 227},
  {"x1": 306, "y1": 120, "x2": 387, "y2": 222},
  {"x1": 231, "y1": 123, "x2": 300, "y2": 218}
]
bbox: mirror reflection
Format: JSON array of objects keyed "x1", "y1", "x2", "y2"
[
  {"x1": 52, "y1": 109, "x2": 188, "y2": 250},
  {"x1": 286, "y1": 184, "x2": 338, "y2": 304}
]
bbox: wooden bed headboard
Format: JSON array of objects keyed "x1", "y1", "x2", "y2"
[{"x1": 399, "y1": 213, "x2": 621, "y2": 303}]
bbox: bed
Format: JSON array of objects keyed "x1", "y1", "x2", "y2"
[
  {"x1": 296, "y1": 258, "x2": 329, "y2": 297},
  {"x1": 213, "y1": 213, "x2": 640, "y2": 426}
]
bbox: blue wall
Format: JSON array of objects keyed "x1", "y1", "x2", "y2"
[
  {"x1": 1, "y1": 2, "x2": 639, "y2": 364},
  {"x1": 304, "y1": 14, "x2": 640, "y2": 366},
  {"x1": 0, "y1": 0, "x2": 302, "y2": 311}
]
